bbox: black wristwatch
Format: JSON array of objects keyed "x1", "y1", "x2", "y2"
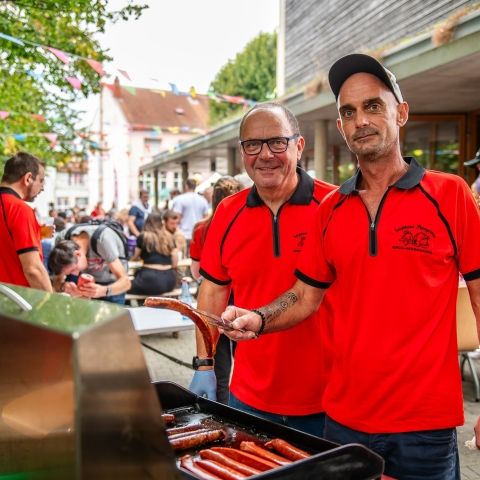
[{"x1": 192, "y1": 356, "x2": 214, "y2": 370}]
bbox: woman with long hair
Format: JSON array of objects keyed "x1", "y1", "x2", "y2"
[
  {"x1": 129, "y1": 211, "x2": 178, "y2": 296},
  {"x1": 189, "y1": 176, "x2": 243, "y2": 404}
]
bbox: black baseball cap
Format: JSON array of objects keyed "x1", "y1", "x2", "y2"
[
  {"x1": 464, "y1": 148, "x2": 480, "y2": 167},
  {"x1": 328, "y1": 53, "x2": 404, "y2": 103}
]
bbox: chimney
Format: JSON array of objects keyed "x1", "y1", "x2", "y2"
[{"x1": 113, "y1": 76, "x2": 122, "y2": 98}]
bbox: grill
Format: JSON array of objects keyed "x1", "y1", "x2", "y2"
[
  {"x1": 0, "y1": 283, "x2": 384, "y2": 479},
  {"x1": 154, "y1": 381, "x2": 383, "y2": 479}
]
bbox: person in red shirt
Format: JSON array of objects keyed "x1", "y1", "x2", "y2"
[
  {"x1": 189, "y1": 175, "x2": 243, "y2": 404},
  {"x1": 0, "y1": 152, "x2": 52, "y2": 291},
  {"x1": 222, "y1": 54, "x2": 480, "y2": 479},
  {"x1": 190, "y1": 102, "x2": 335, "y2": 436}
]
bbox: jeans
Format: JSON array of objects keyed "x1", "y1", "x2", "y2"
[
  {"x1": 229, "y1": 393, "x2": 325, "y2": 437},
  {"x1": 99, "y1": 292, "x2": 125, "y2": 305},
  {"x1": 324, "y1": 416, "x2": 460, "y2": 480}
]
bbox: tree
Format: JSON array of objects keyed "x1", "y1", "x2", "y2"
[
  {"x1": 0, "y1": 0, "x2": 147, "y2": 171},
  {"x1": 209, "y1": 31, "x2": 276, "y2": 126}
]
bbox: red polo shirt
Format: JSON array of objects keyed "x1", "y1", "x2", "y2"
[
  {"x1": 200, "y1": 168, "x2": 336, "y2": 415},
  {"x1": 0, "y1": 187, "x2": 42, "y2": 287},
  {"x1": 190, "y1": 220, "x2": 208, "y2": 261},
  {"x1": 296, "y1": 158, "x2": 480, "y2": 432}
]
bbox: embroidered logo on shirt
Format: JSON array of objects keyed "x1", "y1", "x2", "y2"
[
  {"x1": 293, "y1": 232, "x2": 307, "y2": 252},
  {"x1": 393, "y1": 225, "x2": 434, "y2": 254}
]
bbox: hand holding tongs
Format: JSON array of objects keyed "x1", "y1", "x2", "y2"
[{"x1": 195, "y1": 307, "x2": 246, "y2": 334}]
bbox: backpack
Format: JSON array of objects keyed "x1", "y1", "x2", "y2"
[{"x1": 64, "y1": 219, "x2": 130, "y2": 260}]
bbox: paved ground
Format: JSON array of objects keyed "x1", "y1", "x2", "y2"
[{"x1": 140, "y1": 330, "x2": 480, "y2": 479}]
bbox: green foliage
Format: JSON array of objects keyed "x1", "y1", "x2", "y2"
[
  {"x1": 209, "y1": 31, "x2": 277, "y2": 126},
  {"x1": 0, "y1": 0, "x2": 147, "y2": 170}
]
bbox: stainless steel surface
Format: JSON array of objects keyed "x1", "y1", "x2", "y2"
[
  {"x1": 0, "y1": 284, "x2": 32, "y2": 311},
  {"x1": 0, "y1": 283, "x2": 182, "y2": 480}
]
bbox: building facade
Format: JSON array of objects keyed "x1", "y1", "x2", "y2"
[{"x1": 141, "y1": 1, "x2": 480, "y2": 192}]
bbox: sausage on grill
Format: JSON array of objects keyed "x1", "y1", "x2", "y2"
[
  {"x1": 170, "y1": 429, "x2": 225, "y2": 451},
  {"x1": 167, "y1": 424, "x2": 206, "y2": 436},
  {"x1": 210, "y1": 447, "x2": 276, "y2": 471},
  {"x1": 265, "y1": 438, "x2": 310, "y2": 460},
  {"x1": 180, "y1": 455, "x2": 222, "y2": 480},
  {"x1": 161, "y1": 413, "x2": 175, "y2": 424},
  {"x1": 200, "y1": 449, "x2": 261, "y2": 476},
  {"x1": 195, "y1": 459, "x2": 247, "y2": 479},
  {"x1": 240, "y1": 441, "x2": 292, "y2": 466},
  {"x1": 144, "y1": 297, "x2": 215, "y2": 356}
]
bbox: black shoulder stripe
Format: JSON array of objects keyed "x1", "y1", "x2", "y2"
[
  {"x1": 295, "y1": 269, "x2": 332, "y2": 289},
  {"x1": 220, "y1": 204, "x2": 246, "y2": 258},
  {"x1": 323, "y1": 195, "x2": 348, "y2": 238},
  {"x1": 417, "y1": 184, "x2": 457, "y2": 257},
  {"x1": 199, "y1": 267, "x2": 231, "y2": 286},
  {"x1": 462, "y1": 269, "x2": 480, "y2": 282},
  {"x1": 190, "y1": 255, "x2": 201, "y2": 262},
  {"x1": 17, "y1": 246, "x2": 39, "y2": 255}
]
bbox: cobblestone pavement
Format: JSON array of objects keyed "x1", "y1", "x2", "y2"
[{"x1": 140, "y1": 330, "x2": 480, "y2": 479}]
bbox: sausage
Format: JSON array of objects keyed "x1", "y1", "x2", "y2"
[
  {"x1": 169, "y1": 429, "x2": 225, "y2": 451},
  {"x1": 167, "y1": 424, "x2": 206, "y2": 436},
  {"x1": 265, "y1": 438, "x2": 310, "y2": 460},
  {"x1": 180, "y1": 455, "x2": 222, "y2": 480},
  {"x1": 240, "y1": 441, "x2": 292, "y2": 466},
  {"x1": 210, "y1": 447, "x2": 276, "y2": 471},
  {"x1": 144, "y1": 297, "x2": 215, "y2": 356},
  {"x1": 168, "y1": 428, "x2": 211, "y2": 441},
  {"x1": 195, "y1": 459, "x2": 247, "y2": 480},
  {"x1": 161, "y1": 413, "x2": 175, "y2": 424},
  {"x1": 200, "y1": 449, "x2": 261, "y2": 476}
]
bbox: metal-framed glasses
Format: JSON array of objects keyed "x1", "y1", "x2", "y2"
[{"x1": 240, "y1": 134, "x2": 300, "y2": 155}]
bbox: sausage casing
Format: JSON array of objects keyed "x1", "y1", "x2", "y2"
[
  {"x1": 265, "y1": 438, "x2": 310, "y2": 460},
  {"x1": 200, "y1": 449, "x2": 261, "y2": 476},
  {"x1": 240, "y1": 441, "x2": 292, "y2": 466},
  {"x1": 170, "y1": 429, "x2": 225, "y2": 451},
  {"x1": 180, "y1": 455, "x2": 222, "y2": 480},
  {"x1": 195, "y1": 459, "x2": 247, "y2": 480},
  {"x1": 210, "y1": 447, "x2": 276, "y2": 471}
]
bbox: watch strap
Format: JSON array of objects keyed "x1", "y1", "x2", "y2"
[{"x1": 192, "y1": 356, "x2": 214, "y2": 370}]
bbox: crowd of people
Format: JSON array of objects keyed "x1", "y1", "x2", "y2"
[{"x1": 1, "y1": 52, "x2": 479, "y2": 479}]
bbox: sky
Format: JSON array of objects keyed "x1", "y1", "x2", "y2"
[{"x1": 77, "y1": 0, "x2": 279, "y2": 127}]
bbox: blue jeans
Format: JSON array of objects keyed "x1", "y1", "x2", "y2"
[
  {"x1": 324, "y1": 416, "x2": 460, "y2": 480},
  {"x1": 99, "y1": 292, "x2": 125, "y2": 305},
  {"x1": 229, "y1": 393, "x2": 325, "y2": 437}
]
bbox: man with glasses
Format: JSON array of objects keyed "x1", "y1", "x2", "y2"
[{"x1": 189, "y1": 102, "x2": 335, "y2": 436}]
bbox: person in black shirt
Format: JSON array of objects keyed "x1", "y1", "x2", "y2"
[{"x1": 128, "y1": 212, "x2": 178, "y2": 296}]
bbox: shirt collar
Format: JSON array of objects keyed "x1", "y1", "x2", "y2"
[
  {"x1": 246, "y1": 166, "x2": 315, "y2": 207},
  {"x1": 339, "y1": 157, "x2": 425, "y2": 195},
  {"x1": 0, "y1": 186, "x2": 21, "y2": 199}
]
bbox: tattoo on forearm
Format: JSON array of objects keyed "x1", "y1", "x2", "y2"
[{"x1": 263, "y1": 291, "x2": 298, "y2": 325}]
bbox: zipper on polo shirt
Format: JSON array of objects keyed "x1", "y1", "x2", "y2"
[
  {"x1": 361, "y1": 186, "x2": 391, "y2": 256},
  {"x1": 270, "y1": 204, "x2": 286, "y2": 257}
]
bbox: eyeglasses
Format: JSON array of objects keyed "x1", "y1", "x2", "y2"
[{"x1": 240, "y1": 134, "x2": 299, "y2": 155}]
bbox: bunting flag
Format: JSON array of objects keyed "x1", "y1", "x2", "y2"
[
  {"x1": 118, "y1": 69, "x2": 131, "y2": 81},
  {"x1": 13, "y1": 134, "x2": 26, "y2": 141},
  {"x1": 169, "y1": 83, "x2": 180, "y2": 95},
  {"x1": 0, "y1": 110, "x2": 46, "y2": 121},
  {"x1": 151, "y1": 89, "x2": 166, "y2": 97},
  {"x1": 124, "y1": 85, "x2": 137, "y2": 95},
  {"x1": 0, "y1": 111, "x2": 10, "y2": 120},
  {"x1": 86, "y1": 59, "x2": 105, "y2": 76},
  {"x1": 0, "y1": 30, "x2": 262, "y2": 107},
  {"x1": 46, "y1": 46, "x2": 70, "y2": 64},
  {"x1": 44, "y1": 133, "x2": 58, "y2": 148},
  {"x1": 0, "y1": 32, "x2": 25, "y2": 46},
  {"x1": 31, "y1": 114, "x2": 46, "y2": 122},
  {"x1": 66, "y1": 76, "x2": 82, "y2": 90}
]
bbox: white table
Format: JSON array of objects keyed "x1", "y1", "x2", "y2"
[{"x1": 127, "y1": 307, "x2": 194, "y2": 336}]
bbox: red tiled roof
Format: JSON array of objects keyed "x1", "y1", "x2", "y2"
[{"x1": 113, "y1": 85, "x2": 210, "y2": 130}]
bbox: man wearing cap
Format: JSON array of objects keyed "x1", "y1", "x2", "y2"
[
  {"x1": 464, "y1": 148, "x2": 480, "y2": 202},
  {"x1": 222, "y1": 54, "x2": 480, "y2": 479}
]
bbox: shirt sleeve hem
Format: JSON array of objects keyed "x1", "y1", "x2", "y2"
[
  {"x1": 199, "y1": 267, "x2": 231, "y2": 286},
  {"x1": 295, "y1": 269, "x2": 332, "y2": 289},
  {"x1": 17, "y1": 246, "x2": 39, "y2": 255},
  {"x1": 462, "y1": 268, "x2": 480, "y2": 281}
]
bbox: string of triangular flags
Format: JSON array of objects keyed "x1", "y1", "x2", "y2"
[
  {"x1": 0, "y1": 110, "x2": 46, "y2": 121},
  {"x1": 0, "y1": 31, "x2": 258, "y2": 106},
  {"x1": 0, "y1": 131, "x2": 58, "y2": 147}
]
